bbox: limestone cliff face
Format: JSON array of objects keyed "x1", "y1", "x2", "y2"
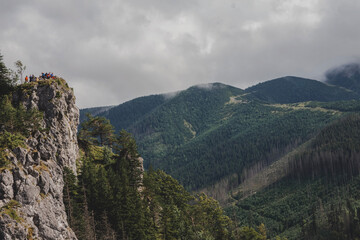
[{"x1": 0, "y1": 79, "x2": 79, "y2": 239}]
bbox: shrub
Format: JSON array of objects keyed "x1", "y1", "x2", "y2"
[{"x1": 0, "y1": 200, "x2": 23, "y2": 223}]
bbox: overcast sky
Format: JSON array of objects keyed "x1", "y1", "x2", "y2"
[{"x1": 1, "y1": 0, "x2": 360, "y2": 108}]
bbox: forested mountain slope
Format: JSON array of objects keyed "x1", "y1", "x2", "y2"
[
  {"x1": 245, "y1": 76, "x2": 359, "y2": 103},
  {"x1": 78, "y1": 62, "x2": 360, "y2": 239},
  {"x1": 228, "y1": 113, "x2": 360, "y2": 239},
  {"x1": 98, "y1": 94, "x2": 166, "y2": 131},
  {"x1": 80, "y1": 77, "x2": 360, "y2": 191},
  {"x1": 1, "y1": 54, "x2": 272, "y2": 240},
  {"x1": 73, "y1": 113, "x2": 272, "y2": 240}
]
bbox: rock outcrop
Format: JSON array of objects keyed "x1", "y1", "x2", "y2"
[{"x1": 0, "y1": 79, "x2": 79, "y2": 239}]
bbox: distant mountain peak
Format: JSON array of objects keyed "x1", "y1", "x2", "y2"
[
  {"x1": 325, "y1": 62, "x2": 360, "y2": 94},
  {"x1": 245, "y1": 75, "x2": 359, "y2": 103},
  {"x1": 326, "y1": 62, "x2": 360, "y2": 81}
]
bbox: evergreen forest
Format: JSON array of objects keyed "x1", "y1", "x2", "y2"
[
  {"x1": 66, "y1": 113, "x2": 276, "y2": 239},
  {"x1": 80, "y1": 63, "x2": 360, "y2": 239},
  {"x1": 2, "y1": 51, "x2": 360, "y2": 239}
]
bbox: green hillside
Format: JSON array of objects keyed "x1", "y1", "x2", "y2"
[
  {"x1": 159, "y1": 101, "x2": 340, "y2": 190},
  {"x1": 228, "y1": 113, "x2": 360, "y2": 239},
  {"x1": 82, "y1": 80, "x2": 360, "y2": 192},
  {"x1": 76, "y1": 62, "x2": 360, "y2": 239},
  {"x1": 245, "y1": 76, "x2": 359, "y2": 103},
  {"x1": 126, "y1": 83, "x2": 244, "y2": 166},
  {"x1": 78, "y1": 77, "x2": 360, "y2": 192},
  {"x1": 80, "y1": 94, "x2": 166, "y2": 130},
  {"x1": 100, "y1": 94, "x2": 166, "y2": 130},
  {"x1": 0, "y1": 53, "x2": 274, "y2": 240}
]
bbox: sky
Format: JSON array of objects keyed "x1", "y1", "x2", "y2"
[{"x1": 1, "y1": 0, "x2": 360, "y2": 108}]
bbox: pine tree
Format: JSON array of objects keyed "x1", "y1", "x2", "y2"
[
  {"x1": 0, "y1": 53, "x2": 13, "y2": 96},
  {"x1": 73, "y1": 120, "x2": 244, "y2": 239},
  {"x1": 79, "y1": 113, "x2": 115, "y2": 146},
  {"x1": 63, "y1": 168, "x2": 76, "y2": 228},
  {"x1": 82, "y1": 183, "x2": 97, "y2": 240},
  {"x1": 98, "y1": 211, "x2": 116, "y2": 240}
]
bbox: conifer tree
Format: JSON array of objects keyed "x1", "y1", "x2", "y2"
[
  {"x1": 79, "y1": 113, "x2": 115, "y2": 146},
  {"x1": 82, "y1": 183, "x2": 97, "y2": 240},
  {"x1": 72, "y1": 119, "x2": 248, "y2": 239},
  {"x1": 0, "y1": 53, "x2": 14, "y2": 96},
  {"x1": 98, "y1": 211, "x2": 116, "y2": 240}
]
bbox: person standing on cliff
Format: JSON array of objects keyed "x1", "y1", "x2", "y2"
[{"x1": 25, "y1": 75, "x2": 28, "y2": 83}]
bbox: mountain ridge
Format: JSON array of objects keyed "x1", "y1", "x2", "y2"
[
  {"x1": 79, "y1": 72, "x2": 360, "y2": 191},
  {"x1": 245, "y1": 76, "x2": 359, "y2": 103},
  {"x1": 81, "y1": 79, "x2": 352, "y2": 191}
]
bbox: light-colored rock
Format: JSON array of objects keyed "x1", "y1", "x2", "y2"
[
  {"x1": 0, "y1": 170, "x2": 14, "y2": 199},
  {"x1": 0, "y1": 79, "x2": 79, "y2": 239}
]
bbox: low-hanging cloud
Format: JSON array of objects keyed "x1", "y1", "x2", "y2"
[
  {"x1": 1, "y1": 0, "x2": 360, "y2": 108},
  {"x1": 325, "y1": 62, "x2": 360, "y2": 82}
]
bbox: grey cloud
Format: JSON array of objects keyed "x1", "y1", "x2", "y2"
[{"x1": 1, "y1": 0, "x2": 360, "y2": 108}]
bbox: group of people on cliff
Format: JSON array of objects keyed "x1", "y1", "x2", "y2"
[{"x1": 25, "y1": 72, "x2": 56, "y2": 83}]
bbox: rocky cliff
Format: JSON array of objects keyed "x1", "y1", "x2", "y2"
[{"x1": 0, "y1": 79, "x2": 79, "y2": 239}]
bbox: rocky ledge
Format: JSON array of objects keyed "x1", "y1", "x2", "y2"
[{"x1": 0, "y1": 79, "x2": 79, "y2": 239}]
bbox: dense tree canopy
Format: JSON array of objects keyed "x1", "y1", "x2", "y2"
[{"x1": 70, "y1": 118, "x2": 273, "y2": 239}]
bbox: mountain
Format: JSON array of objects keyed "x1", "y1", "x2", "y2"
[
  {"x1": 91, "y1": 83, "x2": 250, "y2": 185},
  {"x1": 82, "y1": 77, "x2": 360, "y2": 191},
  {"x1": 325, "y1": 62, "x2": 360, "y2": 94},
  {"x1": 1, "y1": 59, "x2": 262, "y2": 239},
  {"x1": 80, "y1": 95, "x2": 166, "y2": 132},
  {"x1": 0, "y1": 78, "x2": 246, "y2": 240},
  {"x1": 245, "y1": 76, "x2": 359, "y2": 103},
  {"x1": 77, "y1": 65, "x2": 360, "y2": 239},
  {"x1": 98, "y1": 94, "x2": 166, "y2": 130}
]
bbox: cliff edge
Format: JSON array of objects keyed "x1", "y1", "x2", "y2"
[{"x1": 0, "y1": 78, "x2": 79, "y2": 239}]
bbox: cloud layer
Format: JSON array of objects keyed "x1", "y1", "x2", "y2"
[{"x1": 1, "y1": 0, "x2": 360, "y2": 107}]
